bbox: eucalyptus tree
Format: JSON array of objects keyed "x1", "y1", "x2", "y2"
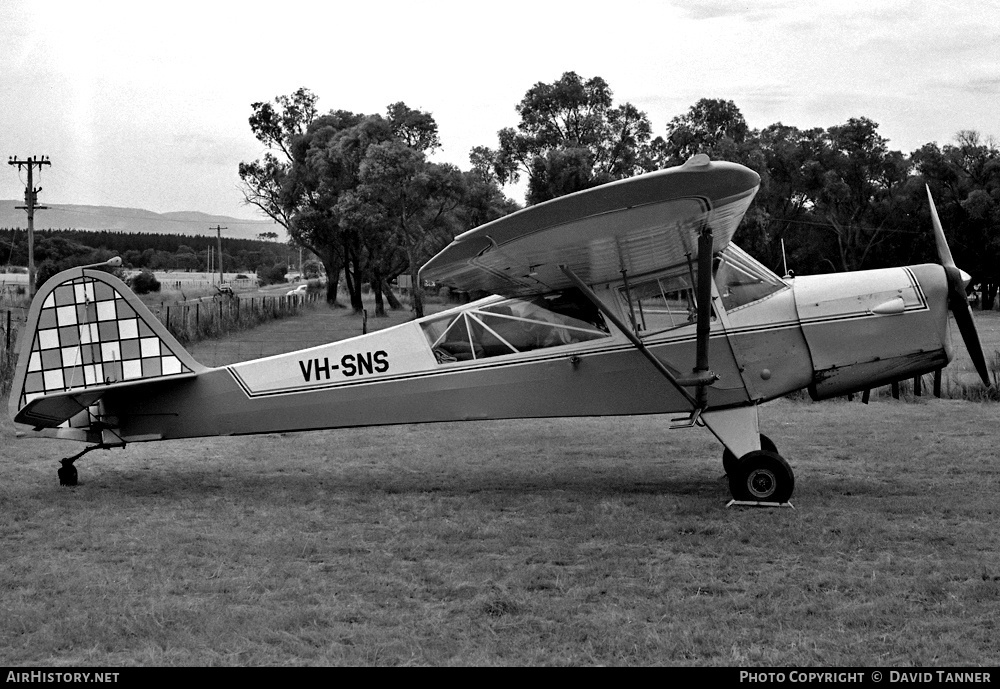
[
  {"x1": 344, "y1": 141, "x2": 467, "y2": 317},
  {"x1": 913, "y1": 131, "x2": 1000, "y2": 307},
  {"x1": 240, "y1": 91, "x2": 448, "y2": 311},
  {"x1": 238, "y1": 88, "x2": 354, "y2": 304},
  {"x1": 802, "y1": 117, "x2": 911, "y2": 272},
  {"x1": 471, "y1": 71, "x2": 656, "y2": 204},
  {"x1": 658, "y1": 98, "x2": 754, "y2": 167}
]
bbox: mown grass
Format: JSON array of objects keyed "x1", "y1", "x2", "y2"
[{"x1": 2, "y1": 402, "x2": 999, "y2": 665}]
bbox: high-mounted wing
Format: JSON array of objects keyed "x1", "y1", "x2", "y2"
[{"x1": 420, "y1": 155, "x2": 761, "y2": 296}]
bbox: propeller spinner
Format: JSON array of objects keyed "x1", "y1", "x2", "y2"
[{"x1": 926, "y1": 185, "x2": 991, "y2": 387}]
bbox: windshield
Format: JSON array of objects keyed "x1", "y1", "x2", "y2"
[{"x1": 714, "y1": 244, "x2": 786, "y2": 311}]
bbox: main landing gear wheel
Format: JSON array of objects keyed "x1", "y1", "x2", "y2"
[
  {"x1": 722, "y1": 433, "x2": 777, "y2": 476},
  {"x1": 728, "y1": 450, "x2": 794, "y2": 503}
]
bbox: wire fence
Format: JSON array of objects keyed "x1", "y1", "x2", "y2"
[
  {"x1": 1, "y1": 305, "x2": 28, "y2": 396},
  {"x1": 151, "y1": 292, "x2": 321, "y2": 345}
]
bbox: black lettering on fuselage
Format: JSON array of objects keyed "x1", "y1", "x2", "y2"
[
  {"x1": 299, "y1": 357, "x2": 339, "y2": 382},
  {"x1": 356, "y1": 352, "x2": 374, "y2": 375},
  {"x1": 301, "y1": 352, "x2": 390, "y2": 381},
  {"x1": 341, "y1": 354, "x2": 356, "y2": 377},
  {"x1": 340, "y1": 351, "x2": 390, "y2": 377}
]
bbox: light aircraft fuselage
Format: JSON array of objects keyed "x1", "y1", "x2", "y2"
[{"x1": 8, "y1": 155, "x2": 984, "y2": 504}]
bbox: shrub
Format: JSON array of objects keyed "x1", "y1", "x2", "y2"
[
  {"x1": 129, "y1": 270, "x2": 161, "y2": 294},
  {"x1": 257, "y1": 263, "x2": 288, "y2": 287}
]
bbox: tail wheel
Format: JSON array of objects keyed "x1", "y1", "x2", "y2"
[
  {"x1": 722, "y1": 433, "x2": 777, "y2": 476},
  {"x1": 729, "y1": 449, "x2": 794, "y2": 503}
]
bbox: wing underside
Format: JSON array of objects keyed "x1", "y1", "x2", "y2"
[{"x1": 420, "y1": 157, "x2": 761, "y2": 296}]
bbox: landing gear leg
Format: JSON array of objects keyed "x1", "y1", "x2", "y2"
[
  {"x1": 56, "y1": 443, "x2": 121, "y2": 486},
  {"x1": 722, "y1": 433, "x2": 777, "y2": 476}
]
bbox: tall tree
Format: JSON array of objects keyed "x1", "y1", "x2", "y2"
[
  {"x1": 739, "y1": 123, "x2": 824, "y2": 273},
  {"x1": 241, "y1": 93, "x2": 448, "y2": 311},
  {"x1": 806, "y1": 117, "x2": 910, "y2": 272},
  {"x1": 345, "y1": 141, "x2": 467, "y2": 317},
  {"x1": 289, "y1": 112, "x2": 392, "y2": 311},
  {"x1": 914, "y1": 131, "x2": 1000, "y2": 307},
  {"x1": 658, "y1": 98, "x2": 753, "y2": 166},
  {"x1": 473, "y1": 72, "x2": 656, "y2": 204},
  {"x1": 238, "y1": 88, "x2": 355, "y2": 305}
]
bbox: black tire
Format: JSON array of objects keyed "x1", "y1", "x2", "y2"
[
  {"x1": 722, "y1": 434, "x2": 777, "y2": 476},
  {"x1": 728, "y1": 449, "x2": 794, "y2": 503},
  {"x1": 58, "y1": 463, "x2": 78, "y2": 487}
]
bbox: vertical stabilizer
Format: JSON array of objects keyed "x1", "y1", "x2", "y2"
[{"x1": 9, "y1": 267, "x2": 203, "y2": 437}]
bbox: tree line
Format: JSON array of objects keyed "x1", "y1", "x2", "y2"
[
  {"x1": 243, "y1": 74, "x2": 1000, "y2": 314},
  {"x1": 0, "y1": 229, "x2": 291, "y2": 286}
]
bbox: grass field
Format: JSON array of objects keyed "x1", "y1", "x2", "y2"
[{"x1": 3, "y1": 303, "x2": 1000, "y2": 665}]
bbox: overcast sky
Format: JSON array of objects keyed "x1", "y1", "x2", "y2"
[{"x1": 2, "y1": 0, "x2": 998, "y2": 221}]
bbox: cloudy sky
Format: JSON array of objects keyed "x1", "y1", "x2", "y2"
[{"x1": 2, "y1": 0, "x2": 998, "y2": 221}]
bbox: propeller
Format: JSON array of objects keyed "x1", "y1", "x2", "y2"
[{"x1": 926, "y1": 185, "x2": 991, "y2": 386}]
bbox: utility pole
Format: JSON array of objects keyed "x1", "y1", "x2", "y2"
[
  {"x1": 210, "y1": 225, "x2": 227, "y2": 284},
  {"x1": 8, "y1": 155, "x2": 51, "y2": 298}
]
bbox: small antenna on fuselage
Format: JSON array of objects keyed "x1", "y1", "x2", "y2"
[{"x1": 781, "y1": 238, "x2": 793, "y2": 278}]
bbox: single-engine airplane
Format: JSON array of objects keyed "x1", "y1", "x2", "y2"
[{"x1": 8, "y1": 154, "x2": 991, "y2": 503}]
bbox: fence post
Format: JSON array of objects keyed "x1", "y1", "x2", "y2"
[
  {"x1": 913, "y1": 374, "x2": 922, "y2": 397},
  {"x1": 891, "y1": 382, "x2": 900, "y2": 399}
]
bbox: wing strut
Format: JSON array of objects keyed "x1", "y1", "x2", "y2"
[
  {"x1": 691, "y1": 224, "x2": 718, "y2": 407},
  {"x1": 558, "y1": 224, "x2": 719, "y2": 412},
  {"x1": 559, "y1": 265, "x2": 700, "y2": 409}
]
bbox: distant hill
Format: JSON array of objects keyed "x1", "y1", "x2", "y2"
[{"x1": 0, "y1": 202, "x2": 286, "y2": 241}]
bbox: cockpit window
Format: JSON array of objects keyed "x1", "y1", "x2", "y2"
[
  {"x1": 714, "y1": 244, "x2": 786, "y2": 311},
  {"x1": 421, "y1": 288, "x2": 609, "y2": 363},
  {"x1": 619, "y1": 270, "x2": 702, "y2": 336}
]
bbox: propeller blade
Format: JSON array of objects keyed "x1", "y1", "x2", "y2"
[
  {"x1": 947, "y1": 267, "x2": 991, "y2": 386},
  {"x1": 927, "y1": 184, "x2": 956, "y2": 268},
  {"x1": 927, "y1": 185, "x2": 991, "y2": 386}
]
